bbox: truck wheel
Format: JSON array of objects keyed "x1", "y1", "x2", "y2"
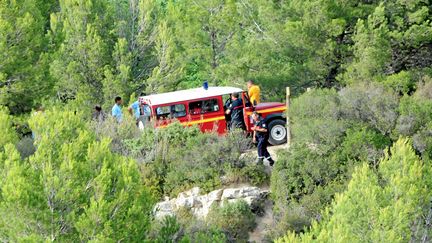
[{"x1": 268, "y1": 119, "x2": 287, "y2": 145}]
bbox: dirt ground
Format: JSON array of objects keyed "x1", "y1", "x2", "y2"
[{"x1": 240, "y1": 144, "x2": 289, "y2": 242}]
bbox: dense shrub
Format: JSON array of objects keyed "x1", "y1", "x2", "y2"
[
  {"x1": 91, "y1": 115, "x2": 142, "y2": 155},
  {"x1": 395, "y1": 95, "x2": 432, "y2": 136},
  {"x1": 278, "y1": 139, "x2": 432, "y2": 242},
  {"x1": 413, "y1": 123, "x2": 432, "y2": 160},
  {"x1": 271, "y1": 85, "x2": 396, "y2": 237},
  {"x1": 148, "y1": 213, "x2": 228, "y2": 243},
  {"x1": 207, "y1": 200, "x2": 256, "y2": 242},
  {"x1": 149, "y1": 216, "x2": 182, "y2": 242},
  {"x1": 394, "y1": 78, "x2": 432, "y2": 159},
  {"x1": 239, "y1": 163, "x2": 269, "y2": 186},
  {"x1": 0, "y1": 109, "x2": 156, "y2": 241},
  {"x1": 119, "y1": 122, "x2": 260, "y2": 198},
  {"x1": 289, "y1": 89, "x2": 345, "y2": 153},
  {"x1": 15, "y1": 136, "x2": 36, "y2": 159},
  {"x1": 333, "y1": 127, "x2": 391, "y2": 167},
  {"x1": 0, "y1": 107, "x2": 18, "y2": 150},
  {"x1": 382, "y1": 71, "x2": 415, "y2": 94},
  {"x1": 338, "y1": 82, "x2": 399, "y2": 135}
]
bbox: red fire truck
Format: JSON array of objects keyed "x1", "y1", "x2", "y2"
[{"x1": 138, "y1": 86, "x2": 287, "y2": 145}]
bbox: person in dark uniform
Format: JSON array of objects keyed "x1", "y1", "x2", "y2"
[
  {"x1": 225, "y1": 92, "x2": 245, "y2": 130},
  {"x1": 252, "y1": 111, "x2": 275, "y2": 166}
]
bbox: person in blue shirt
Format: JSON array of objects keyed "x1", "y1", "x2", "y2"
[
  {"x1": 128, "y1": 101, "x2": 141, "y2": 120},
  {"x1": 111, "y1": 96, "x2": 123, "y2": 122}
]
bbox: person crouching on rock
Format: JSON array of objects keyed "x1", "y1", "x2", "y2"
[{"x1": 252, "y1": 111, "x2": 275, "y2": 166}]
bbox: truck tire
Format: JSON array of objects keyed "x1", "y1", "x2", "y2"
[{"x1": 268, "y1": 119, "x2": 287, "y2": 145}]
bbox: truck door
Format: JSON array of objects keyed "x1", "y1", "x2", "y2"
[
  {"x1": 242, "y1": 92, "x2": 254, "y2": 132},
  {"x1": 188, "y1": 97, "x2": 226, "y2": 134}
]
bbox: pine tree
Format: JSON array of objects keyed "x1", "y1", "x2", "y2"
[
  {"x1": 0, "y1": 144, "x2": 46, "y2": 241},
  {"x1": 0, "y1": 0, "x2": 52, "y2": 114},
  {"x1": 342, "y1": 3, "x2": 391, "y2": 84},
  {"x1": 146, "y1": 20, "x2": 183, "y2": 92},
  {"x1": 0, "y1": 108, "x2": 156, "y2": 241},
  {"x1": 277, "y1": 138, "x2": 432, "y2": 242},
  {"x1": 0, "y1": 107, "x2": 18, "y2": 149},
  {"x1": 50, "y1": 0, "x2": 112, "y2": 104}
]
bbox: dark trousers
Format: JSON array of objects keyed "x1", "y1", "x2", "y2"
[
  {"x1": 230, "y1": 121, "x2": 245, "y2": 131},
  {"x1": 257, "y1": 136, "x2": 270, "y2": 159}
]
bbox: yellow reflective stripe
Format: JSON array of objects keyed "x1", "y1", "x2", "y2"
[
  {"x1": 246, "y1": 107, "x2": 286, "y2": 115},
  {"x1": 158, "y1": 116, "x2": 226, "y2": 128},
  {"x1": 187, "y1": 116, "x2": 226, "y2": 125}
]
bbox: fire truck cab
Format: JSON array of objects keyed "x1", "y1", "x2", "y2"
[{"x1": 138, "y1": 86, "x2": 287, "y2": 145}]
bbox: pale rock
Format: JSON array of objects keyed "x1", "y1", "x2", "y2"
[
  {"x1": 190, "y1": 187, "x2": 200, "y2": 196},
  {"x1": 178, "y1": 187, "x2": 200, "y2": 198},
  {"x1": 243, "y1": 196, "x2": 258, "y2": 205},
  {"x1": 153, "y1": 186, "x2": 268, "y2": 219},
  {"x1": 207, "y1": 189, "x2": 223, "y2": 201},
  {"x1": 241, "y1": 187, "x2": 261, "y2": 198},
  {"x1": 221, "y1": 188, "x2": 242, "y2": 199},
  {"x1": 156, "y1": 201, "x2": 174, "y2": 212}
]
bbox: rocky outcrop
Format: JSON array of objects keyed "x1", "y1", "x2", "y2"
[{"x1": 154, "y1": 186, "x2": 269, "y2": 219}]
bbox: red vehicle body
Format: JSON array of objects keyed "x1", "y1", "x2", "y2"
[{"x1": 138, "y1": 86, "x2": 287, "y2": 145}]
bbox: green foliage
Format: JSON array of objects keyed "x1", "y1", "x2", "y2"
[
  {"x1": 338, "y1": 82, "x2": 399, "y2": 135},
  {"x1": 0, "y1": 108, "x2": 155, "y2": 241},
  {"x1": 181, "y1": 230, "x2": 227, "y2": 243},
  {"x1": 343, "y1": 3, "x2": 391, "y2": 84},
  {"x1": 153, "y1": 216, "x2": 181, "y2": 243},
  {"x1": 383, "y1": 71, "x2": 415, "y2": 94},
  {"x1": 289, "y1": 89, "x2": 345, "y2": 153},
  {"x1": 278, "y1": 138, "x2": 432, "y2": 242},
  {"x1": 394, "y1": 78, "x2": 432, "y2": 158},
  {"x1": 148, "y1": 213, "x2": 228, "y2": 243},
  {"x1": 207, "y1": 200, "x2": 256, "y2": 242},
  {"x1": 0, "y1": 0, "x2": 53, "y2": 114},
  {"x1": 2, "y1": 0, "x2": 432, "y2": 241},
  {"x1": 240, "y1": 163, "x2": 269, "y2": 186},
  {"x1": 342, "y1": 1, "x2": 432, "y2": 87},
  {"x1": 0, "y1": 144, "x2": 46, "y2": 241},
  {"x1": 0, "y1": 107, "x2": 18, "y2": 149},
  {"x1": 335, "y1": 126, "x2": 391, "y2": 166},
  {"x1": 120, "y1": 122, "x2": 257, "y2": 198},
  {"x1": 271, "y1": 85, "x2": 395, "y2": 237}
]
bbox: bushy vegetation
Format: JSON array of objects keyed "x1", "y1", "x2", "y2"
[
  {"x1": 1, "y1": 0, "x2": 432, "y2": 241},
  {"x1": 0, "y1": 107, "x2": 266, "y2": 241},
  {"x1": 148, "y1": 211, "x2": 228, "y2": 242},
  {"x1": 271, "y1": 80, "x2": 432, "y2": 238},
  {"x1": 278, "y1": 139, "x2": 432, "y2": 242},
  {"x1": 147, "y1": 200, "x2": 257, "y2": 242},
  {"x1": 92, "y1": 119, "x2": 265, "y2": 199},
  {"x1": 3, "y1": 0, "x2": 432, "y2": 114},
  {"x1": 0, "y1": 107, "x2": 18, "y2": 149},
  {"x1": 207, "y1": 200, "x2": 256, "y2": 242},
  {"x1": 0, "y1": 109, "x2": 155, "y2": 241}
]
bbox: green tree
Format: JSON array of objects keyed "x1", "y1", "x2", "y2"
[
  {"x1": 0, "y1": 107, "x2": 18, "y2": 149},
  {"x1": 0, "y1": 0, "x2": 53, "y2": 114},
  {"x1": 207, "y1": 200, "x2": 256, "y2": 242},
  {"x1": 342, "y1": 3, "x2": 391, "y2": 84},
  {"x1": 0, "y1": 144, "x2": 46, "y2": 241},
  {"x1": 164, "y1": 0, "x2": 244, "y2": 87},
  {"x1": 1, "y1": 108, "x2": 156, "y2": 241},
  {"x1": 278, "y1": 138, "x2": 432, "y2": 242},
  {"x1": 50, "y1": 0, "x2": 112, "y2": 104}
]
